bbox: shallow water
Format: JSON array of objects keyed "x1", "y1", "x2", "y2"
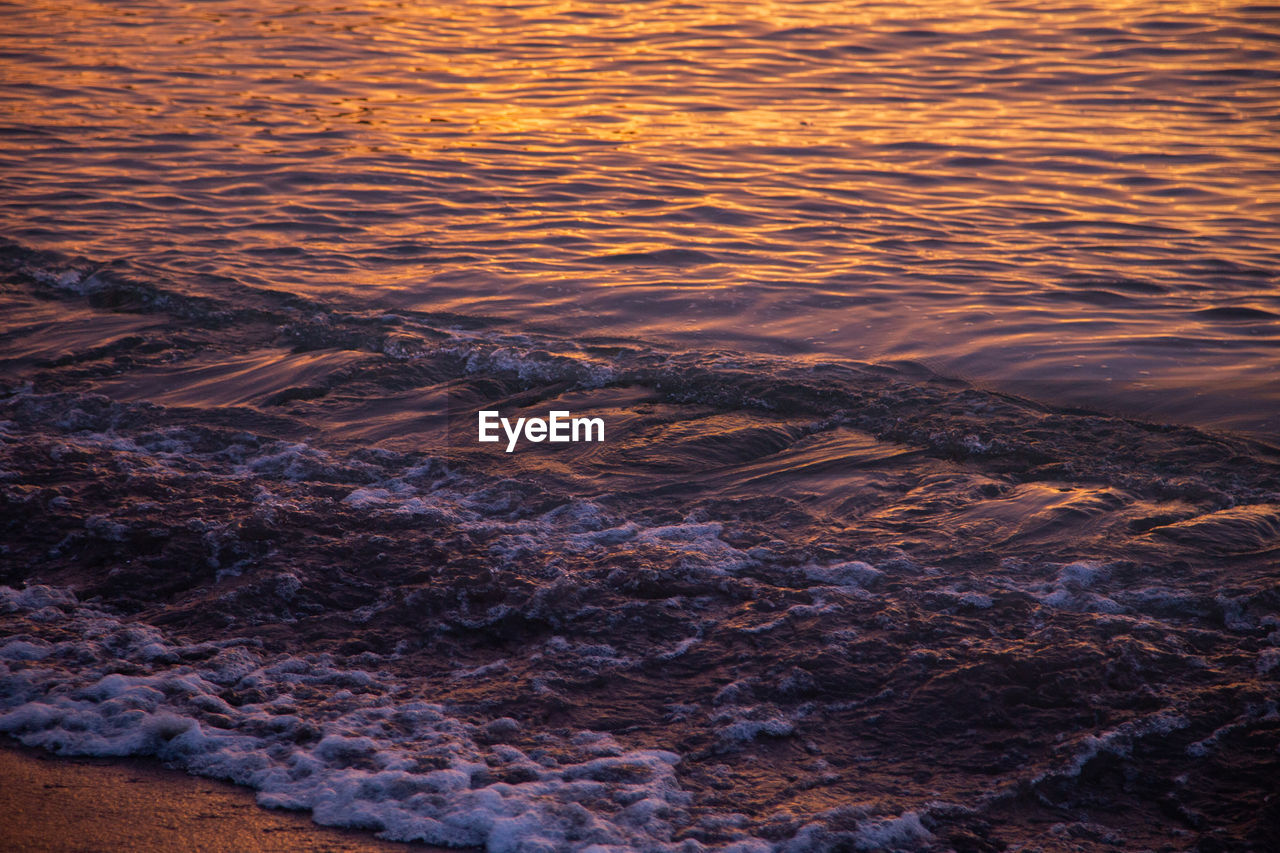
[
  {"x1": 2, "y1": 0, "x2": 1279, "y2": 433},
  {"x1": 2, "y1": 251, "x2": 1279, "y2": 849},
  {"x1": 2, "y1": 2, "x2": 1280, "y2": 852}
]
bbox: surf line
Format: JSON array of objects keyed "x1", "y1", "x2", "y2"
[{"x1": 478, "y1": 410, "x2": 604, "y2": 453}]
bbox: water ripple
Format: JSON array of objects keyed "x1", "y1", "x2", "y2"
[{"x1": 1, "y1": 0, "x2": 1278, "y2": 433}]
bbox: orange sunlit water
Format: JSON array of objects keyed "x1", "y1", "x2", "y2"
[{"x1": 1, "y1": 0, "x2": 1278, "y2": 432}]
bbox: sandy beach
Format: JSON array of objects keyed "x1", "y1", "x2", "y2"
[{"x1": 0, "y1": 743, "x2": 434, "y2": 852}]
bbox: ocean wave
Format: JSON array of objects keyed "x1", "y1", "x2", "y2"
[{"x1": 2, "y1": 242, "x2": 1279, "y2": 849}]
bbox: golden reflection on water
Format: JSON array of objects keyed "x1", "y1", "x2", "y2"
[{"x1": 2, "y1": 0, "x2": 1279, "y2": 431}]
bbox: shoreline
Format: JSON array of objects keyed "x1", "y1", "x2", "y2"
[{"x1": 0, "y1": 740, "x2": 446, "y2": 852}]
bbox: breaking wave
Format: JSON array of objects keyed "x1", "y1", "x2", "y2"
[{"x1": 2, "y1": 242, "x2": 1279, "y2": 850}]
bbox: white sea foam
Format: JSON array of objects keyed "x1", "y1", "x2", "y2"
[
  {"x1": 0, "y1": 585, "x2": 779, "y2": 851},
  {"x1": 1032, "y1": 710, "x2": 1191, "y2": 783},
  {"x1": 802, "y1": 561, "x2": 883, "y2": 590},
  {"x1": 782, "y1": 808, "x2": 934, "y2": 852},
  {"x1": 1025, "y1": 561, "x2": 1125, "y2": 615}
]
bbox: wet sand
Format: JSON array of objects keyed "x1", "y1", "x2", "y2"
[{"x1": 0, "y1": 743, "x2": 435, "y2": 852}]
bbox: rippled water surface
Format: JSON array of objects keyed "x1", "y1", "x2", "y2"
[
  {"x1": 3, "y1": 5, "x2": 1280, "y2": 851},
  {"x1": 3, "y1": 0, "x2": 1279, "y2": 433}
]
